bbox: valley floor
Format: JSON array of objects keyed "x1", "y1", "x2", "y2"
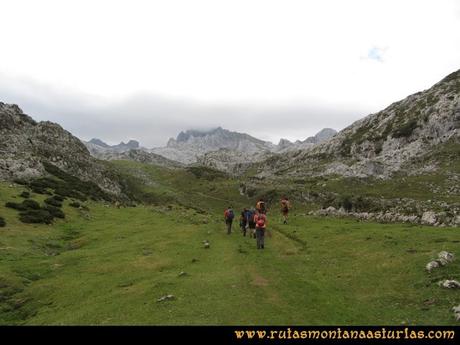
[{"x1": 0, "y1": 182, "x2": 459, "y2": 325}]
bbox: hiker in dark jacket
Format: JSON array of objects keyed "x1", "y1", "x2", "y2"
[
  {"x1": 247, "y1": 208, "x2": 256, "y2": 238},
  {"x1": 224, "y1": 206, "x2": 235, "y2": 234},
  {"x1": 240, "y1": 208, "x2": 249, "y2": 236},
  {"x1": 254, "y1": 211, "x2": 267, "y2": 249}
]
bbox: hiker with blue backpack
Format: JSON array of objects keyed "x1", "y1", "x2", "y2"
[
  {"x1": 239, "y1": 208, "x2": 248, "y2": 236},
  {"x1": 224, "y1": 206, "x2": 235, "y2": 234},
  {"x1": 244, "y1": 207, "x2": 256, "y2": 238}
]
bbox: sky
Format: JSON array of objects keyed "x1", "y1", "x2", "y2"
[{"x1": 1, "y1": 0, "x2": 459, "y2": 147}]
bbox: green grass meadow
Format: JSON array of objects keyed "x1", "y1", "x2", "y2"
[{"x1": 0, "y1": 171, "x2": 459, "y2": 325}]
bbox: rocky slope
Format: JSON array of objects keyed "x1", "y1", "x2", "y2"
[
  {"x1": 255, "y1": 70, "x2": 460, "y2": 179},
  {"x1": 0, "y1": 102, "x2": 123, "y2": 196},
  {"x1": 91, "y1": 148, "x2": 183, "y2": 168}
]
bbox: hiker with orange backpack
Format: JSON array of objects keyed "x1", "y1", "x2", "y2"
[
  {"x1": 280, "y1": 196, "x2": 291, "y2": 224},
  {"x1": 224, "y1": 206, "x2": 235, "y2": 234},
  {"x1": 253, "y1": 210, "x2": 267, "y2": 249}
]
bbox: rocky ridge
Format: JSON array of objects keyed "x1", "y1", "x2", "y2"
[
  {"x1": 255, "y1": 70, "x2": 460, "y2": 179},
  {"x1": 0, "y1": 102, "x2": 123, "y2": 196}
]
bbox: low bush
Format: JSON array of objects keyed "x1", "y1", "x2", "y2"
[
  {"x1": 44, "y1": 197, "x2": 62, "y2": 208},
  {"x1": 0, "y1": 216, "x2": 5, "y2": 227},
  {"x1": 19, "y1": 191, "x2": 31, "y2": 198},
  {"x1": 22, "y1": 199, "x2": 41, "y2": 210},
  {"x1": 44, "y1": 205, "x2": 65, "y2": 219},
  {"x1": 69, "y1": 201, "x2": 81, "y2": 208},
  {"x1": 19, "y1": 209, "x2": 53, "y2": 224},
  {"x1": 392, "y1": 119, "x2": 418, "y2": 138},
  {"x1": 5, "y1": 202, "x2": 27, "y2": 211},
  {"x1": 53, "y1": 194, "x2": 65, "y2": 202}
]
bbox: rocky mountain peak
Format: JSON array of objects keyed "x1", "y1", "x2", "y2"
[
  {"x1": 118, "y1": 140, "x2": 139, "y2": 150},
  {"x1": 175, "y1": 127, "x2": 225, "y2": 143},
  {"x1": 89, "y1": 138, "x2": 110, "y2": 148},
  {"x1": 303, "y1": 128, "x2": 337, "y2": 144}
]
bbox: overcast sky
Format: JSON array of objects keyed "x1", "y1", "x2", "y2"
[{"x1": 1, "y1": 0, "x2": 459, "y2": 147}]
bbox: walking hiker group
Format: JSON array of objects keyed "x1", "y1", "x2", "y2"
[{"x1": 223, "y1": 197, "x2": 291, "y2": 250}]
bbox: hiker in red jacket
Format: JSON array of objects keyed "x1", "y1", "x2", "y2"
[{"x1": 253, "y1": 211, "x2": 267, "y2": 249}]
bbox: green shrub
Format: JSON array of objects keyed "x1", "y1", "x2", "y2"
[
  {"x1": 0, "y1": 216, "x2": 5, "y2": 227},
  {"x1": 22, "y1": 199, "x2": 41, "y2": 210},
  {"x1": 392, "y1": 119, "x2": 418, "y2": 138},
  {"x1": 186, "y1": 166, "x2": 227, "y2": 180},
  {"x1": 339, "y1": 195, "x2": 353, "y2": 212},
  {"x1": 19, "y1": 191, "x2": 30, "y2": 198},
  {"x1": 5, "y1": 202, "x2": 27, "y2": 211},
  {"x1": 42, "y1": 161, "x2": 110, "y2": 201},
  {"x1": 69, "y1": 201, "x2": 81, "y2": 208},
  {"x1": 53, "y1": 194, "x2": 65, "y2": 202},
  {"x1": 19, "y1": 209, "x2": 54, "y2": 224},
  {"x1": 44, "y1": 197, "x2": 62, "y2": 208},
  {"x1": 44, "y1": 205, "x2": 65, "y2": 219}
]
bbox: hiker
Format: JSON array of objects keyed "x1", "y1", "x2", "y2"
[
  {"x1": 240, "y1": 208, "x2": 248, "y2": 236},
  {"x1": 224, "y1": 206, "x2": 235, "y2": 234},
  {"x1": 256, "y1": 199, "x2": 266, "y2": 214},
  {"x1": 280, "y1": 196, "x2": 291, "y2": 224},
  {"x1": 247, "y1": 207, "x2": 256, "y2": 238},
  {"x1": 254, "y1": 210, "x2": 267, "y2": 249}
]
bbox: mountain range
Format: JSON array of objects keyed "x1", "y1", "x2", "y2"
[
  {"x1": 0, "y1": 69, "x2": 459, "y2": 200},
  {"x1": 84, "y1": 127, "x2": 338, "y2": 168}
]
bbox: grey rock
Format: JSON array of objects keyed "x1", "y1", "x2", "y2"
[
  {"x1": 439, "y1": 280, "x2": 460, "y2": 289},
  {"x1": 426, "y1": 261, "x2": 440, "y2": 272},
  {"x1": 438, "y1": 251, "x2": 455, "y2": 263},
  {"x1": 422, "y1": 211, "x2": 437, "y2": 225},
  {"x1": 157, "y1": 294, "x2": 175, "y2": 302}
]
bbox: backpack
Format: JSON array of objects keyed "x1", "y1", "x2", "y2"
[
  {"x1": 281, "y1": 199, "x2": 289, "y2": 210},
  {"x1": 226, "y1": 209, "x2": 234, "y2": 220},
  {"x1": 256, "y1": 214, "x2": 266, "y2": 227}
]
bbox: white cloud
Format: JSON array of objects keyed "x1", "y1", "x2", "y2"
[{"x1": 0, "y1": 0, "x2": 459, "y2": 145}]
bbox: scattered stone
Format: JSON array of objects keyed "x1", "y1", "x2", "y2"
[
  {"x1": 157, "y1": 294, "x2": 175, "y2": 302},
  {"x1": 421, "y1": 211, "x2": 437, "y2": 225},
  {"x1": 426, "y1": 251, "x2": 455, "y2": 272},
  {"x1": 438, "y1": 251, "x2": 455, "y2": 263},
  {"x1": 178, "y1": 271, "x2": 187, "y2": 277},
  {"x1": 426, "y1": 260, "x2": 440, "y2": 272},
  {"x1": 204, "y1": 242, "x2": 210, "y2": 249},
  {"x1": 453, "y1": 305, "x2": 460, "y2": 321},
  {"x1": 438, "y1": 280, "x2": 460, "y2": 289}
]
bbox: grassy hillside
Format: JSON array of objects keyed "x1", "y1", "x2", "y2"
[{"x1": 1, "y1": 176, "x2": 459, "y2": 325}]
